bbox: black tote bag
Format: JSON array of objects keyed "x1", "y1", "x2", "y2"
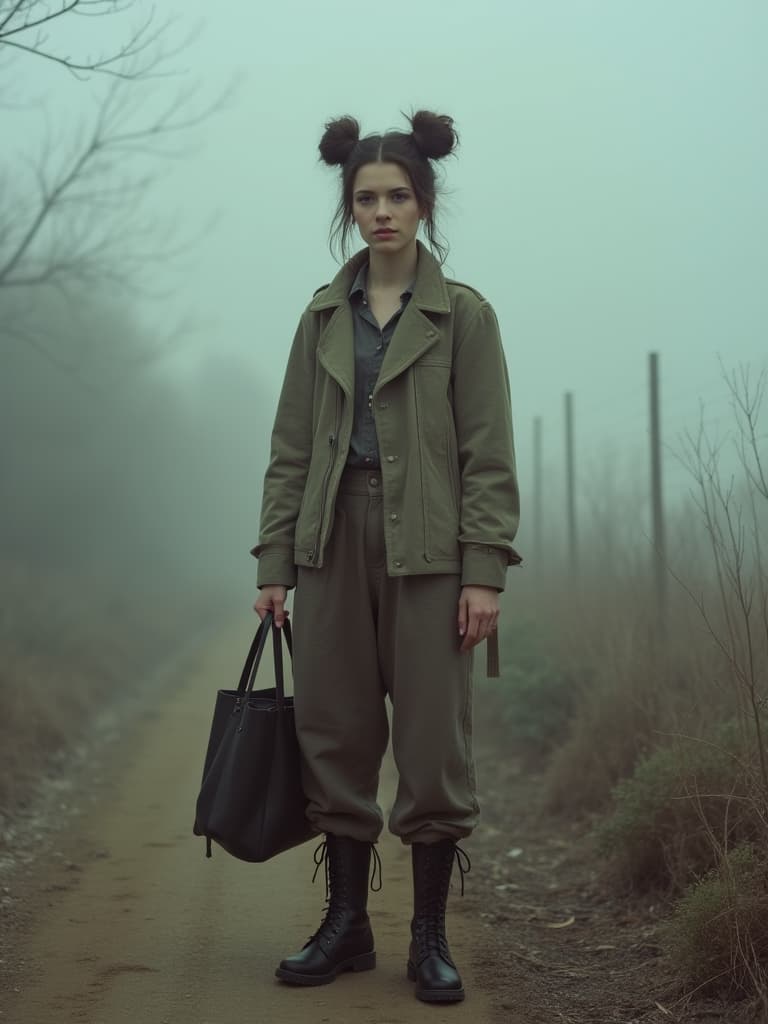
[{"x1": 192, "y1": 612, "x2": 316, "y2": 862}]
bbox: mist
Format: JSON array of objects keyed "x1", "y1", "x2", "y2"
[
  {"x1": 2, "y1": 3, "x2": 768, "y2": 1017},
  {"x1": 4, "y1": 1, "x2": 764, "y2": 575}
]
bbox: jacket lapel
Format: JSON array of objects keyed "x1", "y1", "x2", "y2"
[
  {"x1": 310, "y1": 241, "x2": 452, "y2": 398},
  {"x1": 376, "y1": 242, "x2": 451, "y2": 392},
  {"x1": 312, "y1": 250, "x2": 367, "y2": 398}
]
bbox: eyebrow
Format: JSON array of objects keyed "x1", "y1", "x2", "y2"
[{"x1": 354, "y1": 187, "x2": 412, "y2": 196}]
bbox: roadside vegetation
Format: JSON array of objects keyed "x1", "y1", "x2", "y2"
[
  {"x1": 0, "y1": 4, "x2": 255, "y2": 832},
  {"x1": 0, "y1": 288, "x2": 262, "y2": 832},
  {"x1": 486, "y1": 363, "x2": 768, "y2": 1015}
]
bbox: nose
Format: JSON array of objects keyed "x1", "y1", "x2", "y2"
[{"x1": 375, "y1": 198, "x2": 392, "y2": 220}]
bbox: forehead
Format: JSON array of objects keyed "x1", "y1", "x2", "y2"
[{"x1": 353, "y1": 161, "x2": 412, "y2": 193}]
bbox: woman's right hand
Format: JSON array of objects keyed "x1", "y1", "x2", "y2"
[{"x1": 253, "y1": 585, "x2": 289, "y2": 628}]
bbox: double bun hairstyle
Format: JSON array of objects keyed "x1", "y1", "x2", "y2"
[{"x1": 318, "y1": 109, "x2": 459, "y2": 263}]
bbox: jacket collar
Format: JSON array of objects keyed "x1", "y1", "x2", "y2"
[{"x1": 309, "y1": 240, "x2": 451, "y2": 314}]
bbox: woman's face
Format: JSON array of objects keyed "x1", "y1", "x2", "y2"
[{"x1": 351, "y1": 162, "x2": 423, "y2": 255}]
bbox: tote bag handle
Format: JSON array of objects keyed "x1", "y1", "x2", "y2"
[{"x1": 236, "y1": 612, "x2": 294, "y2": 706}]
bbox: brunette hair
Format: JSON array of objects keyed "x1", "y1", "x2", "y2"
[{"x1": 318, "y1": 109, "x2": 459, "y2": 264}]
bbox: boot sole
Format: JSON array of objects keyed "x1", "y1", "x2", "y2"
[
  {"x1": 407, "y1": 961, "x2": 465, "y2": 1002},
  {"x1": 275, "y1": 951, "x2": 376, "y2": 986}
]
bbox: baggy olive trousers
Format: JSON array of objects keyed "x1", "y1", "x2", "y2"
[{"x1": 291, "y1": 466, "x2": 480, "y2": 845}]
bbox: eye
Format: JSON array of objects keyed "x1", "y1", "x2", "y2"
[
  {"x1": 356, "y1": 195, "x2": 373, "y2": 204},
  {"x1": 393, "y1": 192, "x2": 410, "y2": 202}
]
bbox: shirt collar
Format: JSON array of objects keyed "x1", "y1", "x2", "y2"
[{"x1": 310, "y1": 241, "x2": 451, "y2": 314}]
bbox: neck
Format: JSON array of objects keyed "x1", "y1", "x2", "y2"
[{"x1": 366, "y1": 239, "x2": 418, "y2": 290}]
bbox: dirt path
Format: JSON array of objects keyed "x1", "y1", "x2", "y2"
[{"x1": 1, "y1": 615, "x2": 512, "y2": 1024}]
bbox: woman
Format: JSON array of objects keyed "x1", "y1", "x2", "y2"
[{"x1": 253, "y1": 110, "x2": 522, "y2": 1004}]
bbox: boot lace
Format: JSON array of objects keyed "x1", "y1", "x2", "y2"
[
  {"x1": 304, "y1": 838, "x2": 382, "y2": 944},
  {"x1": 414, "y1": 843, "x2": 471, "y2": 959}
]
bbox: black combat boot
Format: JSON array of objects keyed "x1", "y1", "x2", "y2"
[
  {"x1": 407, "y1": 838, "x2": 471, "y2": 1003},
  {"x1": 275, "y1": 834, "x2": 379, "y2": 985}
]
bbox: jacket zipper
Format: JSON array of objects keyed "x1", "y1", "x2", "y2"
[{"x1": 311, "y1": 390, "x2": 340, "y2": 565}]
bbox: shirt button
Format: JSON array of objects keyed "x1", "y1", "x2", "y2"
[{"x1": 393, "y1": 559, "x2": 402, "y2": 568}]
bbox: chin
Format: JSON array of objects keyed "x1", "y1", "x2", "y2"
[{"x1": 369, "y1": 234, "x2": 414, "y2": 250}]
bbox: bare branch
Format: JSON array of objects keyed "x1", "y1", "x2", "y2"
[
  {"x1": 0, "y1": 1, "x2": 79, "y2": 39},
  {"x1": 0, "y1": 1, "x2": 196, "y2": 81},
  {"x1": 0, "y1": 1, "x2": 26, "y2": 35},
  {"x1": 0, "y1": 74, "x2": 232, "y2": 295},
  {"x1": 670, "y1": 366, "x2": 768, "y2": 813}
]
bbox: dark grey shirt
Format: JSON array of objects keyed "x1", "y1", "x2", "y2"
[{"x1": 345, "y1": 262, "x2": 414, "y2": 470}]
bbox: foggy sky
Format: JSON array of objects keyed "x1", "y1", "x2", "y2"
[{"x1": 6, "y1": 0, "x2": 767, "y2": 540}]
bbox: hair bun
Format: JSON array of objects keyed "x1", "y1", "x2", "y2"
[
  {"x1": 408, "y1": 110, "x2": 458, "y2": 160},
  {"x1": 319, "y1": 115, "x2": 361, "y2": 166}
]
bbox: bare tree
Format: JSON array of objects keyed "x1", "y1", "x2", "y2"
[
  {"x1": 0, "y1": 1, "x2": 175, "y2": 79},
  {"x1": 0, "y1": 80, "x2": 216, "y2": 295},
  {"x1": 671, "y1": 365, "x2": 768, "y2": 806},
  {"x1": 0, "y1": 1, "x2": 228, "y2": 363}
]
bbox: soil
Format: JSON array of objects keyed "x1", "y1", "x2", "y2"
[
  {"x1": 0, "y1": 613, "x2": 764, "y2": 1024},
  {"x1": 467, "y1": 732, "x2": 766, "y2": 1024}
]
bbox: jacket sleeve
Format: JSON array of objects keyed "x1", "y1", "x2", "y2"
[
  {"x1": 452, "y1": 300, "x2": 522, "y2": 591},
  {"x1": 250, "y1": 310, "x2": 316, "y2": 589}
]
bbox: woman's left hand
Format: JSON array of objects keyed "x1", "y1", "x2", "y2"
[{"x1": 458, "y1": 585, "x2": 500, "y2": 653}]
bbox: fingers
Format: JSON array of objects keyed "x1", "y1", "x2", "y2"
[
  {"x1": 271, "y1": 596, "x2": 286, "y2": 628},
  {"x1": 253, "y1": 587, "x2": 289, "y2": 627},
  {"x1": 458, "y1": 603, "x2": 499, "y2": 653},
  {"x1": 457, "y1": 594, "x2": 468, "y2": 639}
]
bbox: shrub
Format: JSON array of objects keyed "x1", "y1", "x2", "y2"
[
  {"x1": 489, "y1": 663, "x2": 580, "y2": 763},
  {"x1": 663, "y1": 844, "x2": 768, "y2": 997},
  {"x1": 594, "y1": 722, "x2": 761, "y2": 891},
  {"x1": 542, "y1": 679, "x2": 652, "y2": 815},
  {"x1": 478, "y1": 619, "x2": 584, "y2": 766}
]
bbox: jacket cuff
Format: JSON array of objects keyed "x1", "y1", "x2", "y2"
[
  {"x1": 253, "y1": 546, "x2": 297, "y2": 590},
  {"x1": 460, "y1": 544, "x2": 509, "y2": 591}
]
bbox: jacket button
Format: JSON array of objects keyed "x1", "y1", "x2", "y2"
[
  {"x1": 425, "y1": 329, "x2": 437, "y2": 339},
  {"x1": 423, "y1": 554, "x2": 433, "y2": 563},
  {"x1": 306, "y1": 552, "x2": 313, "y2": 561},
  {"x1": 393, "y1": 559, "x2": 402, "y2": 568},
  {"x1": 389, "y1": 513, "x2": 399, "y2": 521},
  {"x1": 386, "y1": 455, "x2": 396, "y2": 463},
  {"x1": 378, "y1": 401, "x2": 389, "y2": 409}
]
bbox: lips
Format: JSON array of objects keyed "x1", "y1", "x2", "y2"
[{"x1": 374, "y1": 229, "x2": 395, "y2": 236}]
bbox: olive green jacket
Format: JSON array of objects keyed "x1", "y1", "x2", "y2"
[{"x1": 252, "y1": 239, "x2": 522, "y2": 602}]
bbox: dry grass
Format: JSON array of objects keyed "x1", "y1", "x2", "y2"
[
  {"x1": 663, "y1": 844, "x2": 768, "y2": 1000},
  {"x1": 0, "y1": 557, "x2": 229, "y2": 819},
  {"x1": 508, "y1": 363, "x2": 768, "y2": 1002}
]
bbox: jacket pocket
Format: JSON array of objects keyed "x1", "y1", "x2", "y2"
[
  {"x1": 295, "y1": 386, "x2": 341, "y2": 562},
  {"x1": 413, "y1": 361, "x2": 459, "y2": 560},
  {"x1": 414, "y1": 362, "x2": 452, "y2": 450},
  {"x1": 421, "y1": 455, "x2": 461, "y2": 559}
]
